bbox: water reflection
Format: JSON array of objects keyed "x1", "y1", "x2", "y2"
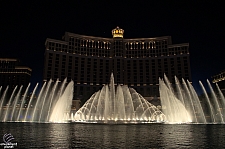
[
  {"x1": 48, "y1": 124, "x2": 72, "y2": 148},
  {"x1": 161, "y1": 124, "x2": 194, "y2": 148},
  {"x1": 1, "y1": 123, "x2": 225, "y2": 148}
]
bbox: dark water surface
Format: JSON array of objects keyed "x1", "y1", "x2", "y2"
[{"x1": 0, "y1": 123, "x2": 225, "y2": 148}]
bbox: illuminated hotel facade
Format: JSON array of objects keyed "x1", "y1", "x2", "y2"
[
  {"x1": 0, "y1": 58, "x2": 32, "y2": 94},
  {"x1": 43, "y1": 27, "x2": 191, "y2": 101}
]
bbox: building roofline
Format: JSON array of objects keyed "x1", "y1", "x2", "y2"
[
  {"x1": 65, "y1": 32, "x2": 113, "y2": 41},
  {"x1": 15, "y1": 66, "x2": 32, "y2": 71},
  {"x1": 168, "y1": 43, "x2": 189, "y2": 48},
  {"x1": 65, "y1": 32, "x2": 172, "y2": 41},
  {"x1": 45, "y1": 38, "x2": 68, "y2": 45},
  {"x1": 0, "y1": 58, "x2": 18, "y2": 61},
  {"x1": 123, "y1": 36, "x2": 171, "y2": 41}
]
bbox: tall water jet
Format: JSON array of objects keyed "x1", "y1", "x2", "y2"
[
  {"x1": 207, "y1": 80, "x2": 224, "y2": 123},
  {"x1": 0, "y1": 86, "x2": 9, "y2": 119},
  {"x1": 3, "y1": 86, "x2": 18, "y2": 122},
  {"x1": 10, "y1": 86, "x2": 23, "y2": 121},
  {"x1": 46, "y1": 79, "x2": 59, "y2": 122},
  {"x1": 110, "y1": 73, "x2": 116, "y2": 120},
  {"x1": 216, "y1": 83, "x2": 225, "y2": 117},
  {"x1": 175, "y1": 76, "x2": 185, "y2": 105},
  {"x1": 96, "y1": 87, "x2": 106, "y2": 121},
  {"x1": 58, "y1": 78, "x2": 68, "y2": 98},
  {"x1": 16, "y1": 83, "x2": 30, "y2": 121},
  {"x1": 31, "y1": 82, "x2": 46, "y2": 122},
  {"x1": 115, "y1": 85, "x2": 126, "y2": 120},
  {"x1": 24, "y1": 83, "x2": 39, "y2": 121},
  {"x1": 39, "y1": 79, "x2": 52, "y2": 122},
  {"x1": 187, "y1": 80, "x2": 206, "y2": 123},
  {"x1": 121, "y1": 86, "x2": 135, "y2": 120},
  {"x1": 49, "y1": 81, "x2": 74, "y2": 122},
  {"x1": 48, "y1": 78, "x2": 68, "y2": 120},
  {"x1": 182, "y1": 79, "x2": 197, "y2": 122},
  {"x1": 199, "y1": 81, "x2": 215, "y2": 123},
  {"x1": 159, "y1": 78, "x2": 192, "y2": 123}
]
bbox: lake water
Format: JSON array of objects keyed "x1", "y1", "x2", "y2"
[{"x1": 0, "y1": 123, "x2": 225, "y2": 148}]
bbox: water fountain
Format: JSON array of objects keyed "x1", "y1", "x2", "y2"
[
  {"x1": 1, "y1": 73, "x2": 225, "y2": 124},
  {"x1": 74, "y1": 74, "x2": 166, "y2": 123},
  {"x1": 159, "y1": 75, "x2": 225, "y2": 124},
  {"x1": 0, "y1": 78, "x2": 74, "y2": 123}
]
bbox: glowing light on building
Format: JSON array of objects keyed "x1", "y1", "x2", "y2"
[{"x1": 112, "y1": 26, "x2": 124, "y2": 38}]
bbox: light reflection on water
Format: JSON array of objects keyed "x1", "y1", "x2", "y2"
[{"x1": 1, "y1": 123, "x2": 225, "y2": 148}]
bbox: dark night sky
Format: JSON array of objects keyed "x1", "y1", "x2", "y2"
[{"x1": 0, "y1": 1, "x2": 225, "y2": 93}]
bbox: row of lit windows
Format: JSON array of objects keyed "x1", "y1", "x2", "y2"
[
  {"x1": 68, "y1": 37, "x2": 168, "y2": 50},
  {"x1": 47, "y1": 38, "x2": 188, "y2": 59},
  {"x1": 48, "y1": 38, "x2": 171, "y2": 51},
  {"x1": 47, "y1": 47, "x2": 188, "y2": 59},
  {"x1": 69, "y1": 37, "x2": 111, "y2": 50},
  {"x1": 125, "y1": 41, "x2": 156, "y2": 50}
]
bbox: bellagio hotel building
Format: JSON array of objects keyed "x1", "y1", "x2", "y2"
[{"x1": 43, "y1": 27, "x2": 191, "y2": 101}]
